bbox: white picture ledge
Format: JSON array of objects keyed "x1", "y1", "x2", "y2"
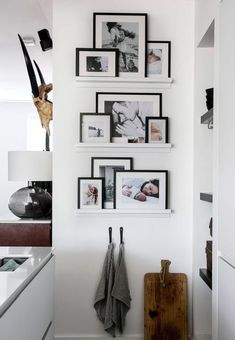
[
  {"x1": 75, "y1": 209, "x2": 172, "y2": 217},
  {"x1": 75, "y1": 77, "x2": 173, "y2": 89},
  {"x1": 75, "y1": 143, "x2": 172, "y2": 153}
]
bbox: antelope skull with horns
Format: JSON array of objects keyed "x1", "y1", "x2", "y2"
[{"x1": 18, "y1": 34, "x2": 53, "y2": 150}]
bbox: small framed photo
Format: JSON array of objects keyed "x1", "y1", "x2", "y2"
[
  {"x1": 96, "y1": 92, "x2": 162, "y2": 143},
  {"x1": 78, "y1": 177, "x2": 104, "y2": 209},
  {"x1": 147, "y1": 41, "x2": 171, "y2": 78},
  {"x1": 145, "y1": 117, "x2": 168, "y2": 143},
  {"x1": 80, "y1": 113, "x2": 112, "y2": 143},
  {"x1": 93, "y1": 12, "x2": 148, "y2": 78},
  {"x1": 76, "y1": 48, "x2": 119, "y2": 77},
  {"x1": 114, "y1": 170, "x2": 168, "y2": 210},
  {"x1": 91, "y1": 157, "x2": 133, "y2": 209}
]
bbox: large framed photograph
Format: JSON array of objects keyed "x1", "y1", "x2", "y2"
[
  {"x1": 93, "y1": 12, "x2": 147, "y2": 78},
  {"x1": 96, "y1": 92, "x2": 162, "y2": 142},
  {"x1": 76, "y1": 48, "x2": 119, "y2": 77},
  {"x1": 145, "y1": 117, "x2": 168, "y2": 143},
  {"x1": 114, "y1": 170, "x2": 168, "y2": 210},
  {"x1": 147, "y1": 41, "x2": 171, "y2": 78},
  {"x1": 80, "y1": 113, "x2": 112, "y2": 143},
  {"x1": 91, "y1": 157, "x2": 133, "y2": 209},
  {"x1": 78, "y1": 177, "x2": 104, "y2": 209}
]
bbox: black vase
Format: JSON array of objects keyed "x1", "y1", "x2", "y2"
[{"x1": 8, "y1": 186, "x2": 52, "y2": 219}]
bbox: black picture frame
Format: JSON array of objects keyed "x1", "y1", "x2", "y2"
[
  {"x1": 114, "y1": 170, "x2": 168, "y2": 210},
  {"x1": 147, "y1": 41, "x2": 171, "y2": 78},
  {"x1": 145, "y1": 117, "x2": 168, "y2": 143},
  {"x1": 80, "y1": 112, "x2": 112, "y2": 143},
  {"x1": 96, "y1": 92, "x2": 162, "y2": 143},
  {"x1": 76, "y1": 48, "x2": 119, "y2": 77},
  {"x1": 77, "y1": 177, "x2": 105, "y2": 209},
  {"x1": 91, "y1": 157, "x2": 133, "y2": 208},
  {"x1": 93, "y1": 12, "x2": 148, "y2": 78}
]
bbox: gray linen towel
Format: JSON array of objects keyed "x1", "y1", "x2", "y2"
[
  {"x1": 94, "y1": 242, "x2": 116, "y2": 337},
  {"x1": 112, "y1": 243, "x2": 131, "y2": 333}
]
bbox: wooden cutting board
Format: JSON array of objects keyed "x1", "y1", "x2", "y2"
[{"x1": 144, "y1": 260, "x2": 188, "y2": 340}]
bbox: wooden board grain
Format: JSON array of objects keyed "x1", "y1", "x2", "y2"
[{"x1": 144, "y1": 272, "x2": 188, "y2": 340}]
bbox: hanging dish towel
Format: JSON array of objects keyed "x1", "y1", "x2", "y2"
[
  {"x1": 94, "y1": 242, "x2": 116, "y2": 337},
  {"x1": 112, "y1": 243, "x2": 131, "y2": 333}
]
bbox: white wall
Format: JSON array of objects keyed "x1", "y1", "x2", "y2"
[{"x1": 53, "y1": 0, "x2": 194, "y2": 338}]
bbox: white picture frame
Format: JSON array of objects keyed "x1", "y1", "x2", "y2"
[
  {"x1": 80, "y1": 113, "x2": 112, "y2": 143},
  {"x1": 76, "y1": 48, "x2": 119, "y2": 77},
  {"x1": 114, "y1": 170, "x2": 168, "y2": 210}
]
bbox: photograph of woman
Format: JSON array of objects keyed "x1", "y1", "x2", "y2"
[
  {"x1": 104, "y1": 100, "x2": 153, "y2": 140},
  {"x1": 114, "y1": 170, "x2": 167, "y2": 210},
  {"x1": 83, "y1": 184, "x2": 98, "y2": 206},
  {"x1": 102, "y1": 21, "x2": 138, "y2": 72}
]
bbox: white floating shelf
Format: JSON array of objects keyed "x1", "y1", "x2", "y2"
[
  {"x1": 75, "y1": 77, "x2": 173, "y2": 89},
  {"x1": 75, "y1": 143, "x2": 172, "y2": 153},
  {"x1": 75, "y1": 209, "x2": 172, "y2": 217}
]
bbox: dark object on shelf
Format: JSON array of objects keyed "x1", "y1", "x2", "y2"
[
  {"x1": 8, "y1": 186, "x2": 52, "y2": 219},
  {"x1": 205, "y1": 88, "x2": 214, "y2": 110},
  {"x1": 0, "y1": 222, "x2": 52, "y2": 246},
  {"x1": 200, "y1": 192, "x2": 213, "y2": 202},
  {"x1": 206, "y1": 240, "x2": 212, "y2": 273},
  {"x1": 38, "y1": 29, "x2": 53, "y2": 51},
  {"x1": 209, "y1": 217, "x2": 213, "y2": 237},
  {"x1": 201, "y1": 108, "x2": 213, "y2": 129},
  {"x1": 199, "y1": 268, "x2": 212, "y2": 289}
]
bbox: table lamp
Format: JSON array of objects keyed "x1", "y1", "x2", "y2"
[{"x1": 8, "y1": 151, "x2": 52, "y2": 219}]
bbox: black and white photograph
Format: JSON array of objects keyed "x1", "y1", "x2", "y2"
[
  {"x1": 93, "y1": 13, "x2": 147, "y2": 77},
  {"x1": 145, "y1": 117, "x2": 168, "y2": 143},
  {"x1": 114, "y1": 170, "x2": 168, "y2": 210},
  {"x1": 78, "y1": 177, "x2": 104, "y2": 210},
  {"x1": 80, "y1": 113, "x2": 112, "y2": 143},
  {"x1": 91, "y1": 157, "x2": 133, "y2": 208},
  {"x1": 76, "y1": 48, "x2": 119, "y2": 77},
  {"x1": 147, "y1": 41, "x2": 171, "y2": 78},
  {"x1": 96, "y1": 92, "x2": 162, "y2": 142}
]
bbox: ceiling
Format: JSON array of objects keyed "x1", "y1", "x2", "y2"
[{"x1": 0, "y1": 0, "x2": 52, "y2": 101}]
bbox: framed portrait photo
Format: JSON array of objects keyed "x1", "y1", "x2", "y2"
[
  {"x1": 145, "y1": 117, "x2": 168, "y2": 143},
  {"x1": 80, "y1": 113, "x2": 112, "y2": 143},
  {"x1": 96, "y1": 92, "x2": 162, "y2": 143},
  {"x1": 93, "y1": 12, "x2": 148, "y2": 78},
  {"x1": 76, "y1": 48, "x2": 119, "y2": 77},
  {"x1": 147, "y1": 41, "x2": 171, "y2": 78},
  {"x1": 91, "y1": 157, "x2": 133, "y2": 209},
  {"x1": 114, "y1": 170, "x2": 168, "y2": 210},
  {"x1": 78, "y1": 177, "x2": 104, "y2": 209}
]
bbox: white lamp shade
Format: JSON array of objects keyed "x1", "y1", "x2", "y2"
[{"x1": 8, "y1": 151, "x2": 52, "y2": 181}]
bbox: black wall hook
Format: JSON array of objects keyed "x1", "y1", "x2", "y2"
[
  {"x1": 109, "y1": 227, "x2": 112, "y2": 244},
  {"x1": 120, "y1": 227, "x2": 123, "y2": 244}
]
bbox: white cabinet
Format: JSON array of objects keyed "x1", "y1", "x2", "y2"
[
  {"x1": 0, "y1": 256, "x2": 54, "y2": 340},
  {"x1": 217, "y1": 0, "x2": 235, "y2": 264},
  {"x1": 218, "y1": 257, "x2": 235, "y2": 340},
  {"x1": 213, "y1": 0, "x2": 235, "y2": 339}
]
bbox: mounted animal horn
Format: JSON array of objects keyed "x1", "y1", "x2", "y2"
[{"x1": 18, "y1": 34, "x2": 53, "y2": 149}]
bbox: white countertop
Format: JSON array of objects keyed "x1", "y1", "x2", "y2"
[{"x1": 0, "y1": 247, "x2": 54, "y2": 317}]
